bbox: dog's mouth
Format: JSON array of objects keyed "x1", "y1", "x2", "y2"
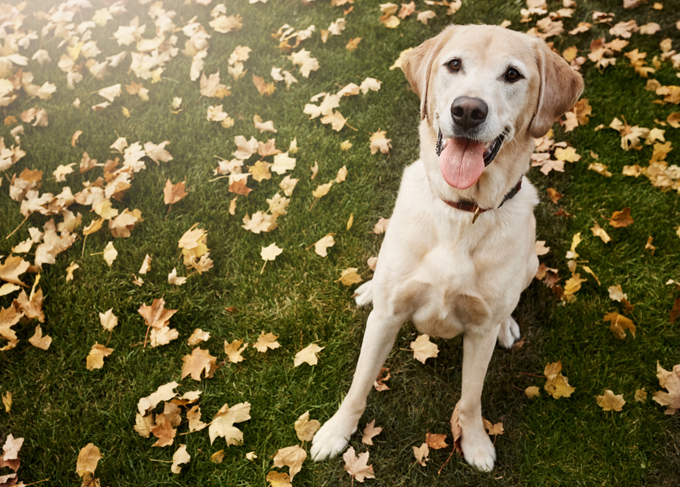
[{"x1": 436, "y1": 130, "x2": 506, "y2": 189}]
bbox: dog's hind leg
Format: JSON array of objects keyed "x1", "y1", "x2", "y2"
[
  {"x1": 353, "y1": 280, "x2": 374, "y2": 307},
  {"x1": 497, "y1": 316, "x2": 521, "y2": 349},
  {"x1": 311, "y1": 309, "x2": 401, "y2": 461}
]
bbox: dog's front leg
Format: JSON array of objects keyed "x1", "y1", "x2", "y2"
[
  {"x1": 457, "y1": 323, "x2": 501, "y2": 472},
  {"x1": 311, "y1": 309, "x2": 401, "y2": 461}
]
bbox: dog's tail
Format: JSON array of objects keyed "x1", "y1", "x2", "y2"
[{"x1": 353, "y1": 280, "x2": 374, "y2": 307}]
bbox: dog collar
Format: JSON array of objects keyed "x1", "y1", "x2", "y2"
[{"x1": 442, "y1": 178, "x2": 523, "y2": 224}]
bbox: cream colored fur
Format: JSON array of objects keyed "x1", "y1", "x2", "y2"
[{"x1": 311, "y1": 25, "x2": 583, "y2": 471}]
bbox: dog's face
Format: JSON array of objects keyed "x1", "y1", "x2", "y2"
[{"x1": 402, "y1": 25, "x2": 583, "y2": 202}]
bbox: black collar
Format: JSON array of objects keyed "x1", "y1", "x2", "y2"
[{"x1": 442, "y1": 178, "x2": 523, "y2": 223}]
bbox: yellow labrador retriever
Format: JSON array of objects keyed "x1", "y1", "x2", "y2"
[{"x1": 311, "y1": 25, "x2": 583, "y2": 471}]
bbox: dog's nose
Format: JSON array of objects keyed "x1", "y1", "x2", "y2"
[{"x1": 451, "y1": 97, "x2": 488, "y2": 129}]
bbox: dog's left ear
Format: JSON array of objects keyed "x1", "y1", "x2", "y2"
[
  {"x1": 529, "y1": 41, "x2": 584, "y2": 138},
  {"x1": 401, "y1": 28, "x2": 450, "y2": 121}
]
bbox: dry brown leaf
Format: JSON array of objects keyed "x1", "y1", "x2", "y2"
[
  {"x1": 361, "y1": 420, "x2": 382, "y2": 445},
  {"x1": 163, "y1": 179, "x2": 187, "y2": 205},
  {"x1": 294, "y1": 411, "x2": 321, "y2": 442},
  {"x1": 209, "y1": 402, "x2": 251, "y2": 446},
  {"x1": 608, "y1": 208, "x2": 634, "y2": 228},
  {"x1": 138, "y1": 298, "x2": 177, "y2": 330},
  {"x1": 410, "y1": 334, "x2": 439, "y2": 364},
  {"x1": 374, "y1": 367, "x2": 390, "y2": 391},
  {"x1": 343, "y1": 446, "x2": 375, "y2": 482},
  {"x1": 253, "y1": 75, "x2": 276, "y2": 96},
  {"x1": 76, "y1": 443, "x2": 102, "y2": 479},
  {"x1": 151, "y1": 417, "x2": 176, "y2": 447},
  {"x1": 273, "y1": 445, "x2": 307, "y2": 481},
  {"x1": 28, "y1": 324, "x2": 51, "y2": 350},
  {"x1": 181, "y1": 347, "x2": 217, "y2": 381},
  {"x1": 604, "y1": 312, "x2": 636, "y2": 340},
  {"x1": 171, "y1": 445, "x2": 191, "y2": 474}
]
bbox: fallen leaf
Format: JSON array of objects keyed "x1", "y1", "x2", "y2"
[
  {"x1": 591, "y1": 222, "x2": 611, "y2": 243},
  {"x1": 171, "y1": 445, "x2": 190, "y2": 474},
  {"x1": 138, "y1": 381, "x2": 179, "y2": 415},
  {"x1": 86, "y1": 343, "x2": 113, "y2": 370},
  {"x1": 525, "y1": 385, "x2": 540, "y2": 398},
  {"x1": 314, "y1": 234, "x2": 335, "y2": 257},
  {"x1": 597, "y1": 390, "x2": 626, "y2": 411},
  {"x1": 410, "y1": 334, "x2": 439, "y2": 364},
  {"x1": 164, "y1": 179, "x2": 187, "y2": 205},
  {"x1": 426, "y1": 432, "x2": 448, "y2": 449},
  {"x1": 343, "y1": 446, "x2": 375, "y2": 482},
  {"x1": 224, "y1": 339, "x2": 248, "y2": 363},
  {"x1": 76, "y1": 443, "x2": 102, "y2": 479},
  {"x1": 294, "y1": 411, "x2": 321, "y2": 442},
  {"x1": 483, "y1": 418, "x2": 504, "y2": 436},
  {"x1": 253, "y1": 331, "x2": 280, "y2": 353},
  {"x1": 544, "y1": 361, "x2": 576, "y2": 398},
  {"x1": 209, "y1": 402, "x2": 251, "y2": 446},
  {"x1": 261, "y1": 243, "x2": 283, "y2": 262},
  {"x1": 273, "y1": 445, "x2": 306, "y2": 481},
  {"x1": 181, "y1": 347, "x2": 217, "y2": 381},
  {"x1": 361, "y1": 420, "x2": 382, "y2": 445},
  {"x1": 374, "y1": 367, "x2": 390, "y2": 391},
  {"x1": 294, "y1": 343, "x2": 324, "y2": 367},
  {"x1": 604, "y1": 312, "x2": 636, "y2": 339},
  {"x1": 608, "y1": 284, "x2": 627, "y2": 302},
  {"x1": 151, "y1": 417, "x2": 176, "y2": 447},
  {"x1": 653, "y1": 361, "x2": 680, "y2": 414},
  {"x1": 138, "y1": 298, "x2": 177, "y2": 330},
  {"x1": 608, "y1": 208, "x2": 634, "y2": 228},
  {"x1": 635, "y1": 387, "x2": 647, "y2": 402},
  {"x1": 413, "y1": 442, "x2": 429, "y2": 466},
  {"x1": 336, "y1": 268, "x2": 362, "y2": 286},
  {"x1": 372, "y1": 218, "x2": 389, "y2": 234},
  {"x1": 99, "y1": 308, "x2": 118, "y2": 332},
  {"x1": 103, "y1": 241, "x2": 117, "y2": 266},
  {"x1": 29, "y1": 324, "x2": 51, "y2": 350}
]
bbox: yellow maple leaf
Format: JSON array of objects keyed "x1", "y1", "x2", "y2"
[
  {"x1": 596, "y1": 390, "x2": 626, "y2": 411},
  {"x1": 336, "y1": 267, "x2": 362, "y2": 286}
]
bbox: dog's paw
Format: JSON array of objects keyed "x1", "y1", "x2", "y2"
[
  {"x1": 461, "y1": 429, "x2": 496, "y2": 472},
  {"x1": 497, "y1": 316, "x2": 520, "y2": 349},
  {"x1": 311, "y1": 414, "x2": 358, "y2": 462},
  {"x1": 353, "y1": 280, "x2": 374, "y2": 307}
]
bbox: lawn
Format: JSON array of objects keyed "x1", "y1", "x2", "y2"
[{"x1": 1, "y1": 0, "x2": 679, "y2": 485}]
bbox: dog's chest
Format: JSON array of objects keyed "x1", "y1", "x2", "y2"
[{"x1": 404, "y1": 244, "x2": 491, "y2": 339}]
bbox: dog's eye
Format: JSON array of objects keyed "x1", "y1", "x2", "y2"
[
  {"x1": 447, "y1": 58, "x2": 462, "y2": 72},
  {"x1": 505, "y1": 67, "x2": 522, "y2": 83}
]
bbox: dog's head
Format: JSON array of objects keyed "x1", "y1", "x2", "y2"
[{"x1": 402, "y1": 25, "x2": 583, "y2": 206}]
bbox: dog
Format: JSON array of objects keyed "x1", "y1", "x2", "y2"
[{"x1": 311, "y1": 25, "x2": 583, "y2": 471}]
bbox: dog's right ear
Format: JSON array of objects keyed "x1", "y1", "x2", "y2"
[{"x1": 401, "y1": 30, "x2": 449, "y2": 121}]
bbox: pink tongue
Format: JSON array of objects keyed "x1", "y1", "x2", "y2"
[{"x1": 439, "y1": 138, "x2": 486, "y2": 189}]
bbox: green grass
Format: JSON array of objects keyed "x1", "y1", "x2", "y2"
[{"x1": 1, "y1": 0, "x2": 679, "y2": 485}]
